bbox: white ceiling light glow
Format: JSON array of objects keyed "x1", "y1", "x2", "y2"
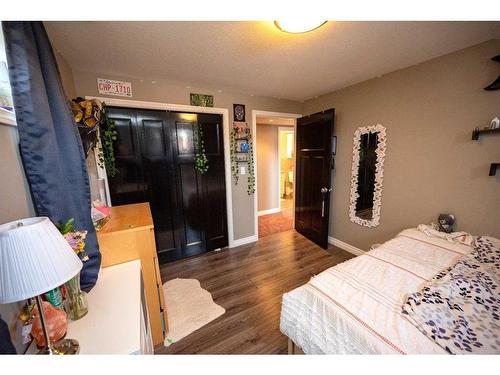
[{"x1": 274, "y1": 20, "x2": 327, "y2": 34}]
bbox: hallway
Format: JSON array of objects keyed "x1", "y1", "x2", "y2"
[{"x1": 258, "y1": 198, "x2": 293, "y2": 238}]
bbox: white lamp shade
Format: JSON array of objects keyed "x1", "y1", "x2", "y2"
[{"x1": 0, "y1": 217, "x2": 83, "y2": 304}]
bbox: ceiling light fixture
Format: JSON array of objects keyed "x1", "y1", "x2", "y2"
[{"x1": 274, "y1": 20, "x2": 327, "y2": 34}]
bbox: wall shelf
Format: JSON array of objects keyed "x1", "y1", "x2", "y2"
[
  {"x1": 471, "y1": 127, "x2": 499, "y2": 176},
  {"x1": 489, "y1": 163, "x2": 500, "y2": 176},
  {"x1": 472, "y1": 127, "x2": 500, "y2": 140}
]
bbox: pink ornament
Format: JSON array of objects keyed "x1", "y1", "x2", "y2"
[{"x1": 31, "y1": 300, "x2": 68, "y2": 347}]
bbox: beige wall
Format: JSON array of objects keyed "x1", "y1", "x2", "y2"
[
  {"x1": 303, "y1": 39, "x2": 500, "y2": 251},
  {"x1": 256, "y1": 124, "x2": 279, "y2": 211},
  {"x1": 55, "y1": 50, "x2": 76, "y2": 99},
  {"x1": 0, "y1": 125, "x2": 35, "y2": 223},
  {"x1": 72, "y1": 70, "x2": 302, "y2": 240}
]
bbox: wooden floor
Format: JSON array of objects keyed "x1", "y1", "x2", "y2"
[{"x1": 155, "y1": 229, "x2": 354, "y2": 354}]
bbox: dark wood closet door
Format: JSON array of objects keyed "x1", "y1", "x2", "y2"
[
  {"x1": 107, "y1": 108, "x2": 146, "y2": 205},
  {"x1": 169, "y1": 112, "x2": 228, "y2": 261},
  {"x1": 169, "y1": 113, "x2": 205, "y2": 258},
  {"x1": 106, "y1": 107, "x2": 227, "y2": 264},
  {"x1": 136, "y1": 109, "x2": 180, "y2": 258},
  {"x1": 107, "y1": 107, "x2": 179, "y2": 258},
  {"x1": 197, "y1": 113, "x2": 228, "y2": 251},
  {"x1": 295, "y1": 109, "x2": 335, "y2": 249}
]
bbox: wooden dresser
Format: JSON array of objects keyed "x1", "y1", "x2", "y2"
[{"x1": 96, "y1": 203, "x2": 167, "y2": 346}]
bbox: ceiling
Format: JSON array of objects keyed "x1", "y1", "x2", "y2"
[{"x1": 45, "y1": 21, "x2": 500, "y2": 102}]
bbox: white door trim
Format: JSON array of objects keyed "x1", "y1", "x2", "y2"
[
  {"x1": 85, "y1": 96, "x2": 235, "y2": 248},
  {"x1": 252, "y1": 110, "x2": 301, "y2": 240}
]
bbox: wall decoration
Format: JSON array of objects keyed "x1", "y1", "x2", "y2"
[
  {"x1": 230, "y1": 121, "x2": 255, "y2": 195},
  {"x1": 484, "y1": 55, "x2": 500, "y2": 91},
  {"x1": 490, "y1": 116, "x2": 500, "y2": 129},
  {"x1": 70, "y1": 98, "x2": 100, "y2": 156},
  {"x1": 71, "y1": 98, "x2": 118, "y2": 177},
  {"x1": 240, "y1": 142, "x2": 250, "y2": 153},
  {"x1": 97, "y1": 78, "x2": 132, "y2": 97},
  {"x1": 233, "y1": 104, "x2": 246, "y2": 122},
  {"x1": 190, "y1": 93, "x2": 214, "y2": 107},
  {"x1": 349, "y1": 124, "x2": 387, "y2": 228}
]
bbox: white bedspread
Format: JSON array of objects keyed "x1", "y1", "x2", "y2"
[{"x1": 280, "y1": 228, "x2": 472, "y2": 354}]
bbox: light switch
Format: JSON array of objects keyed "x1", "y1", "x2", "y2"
[{"x1": 240, "y1": 166, "x2": 246, "y2": 175}]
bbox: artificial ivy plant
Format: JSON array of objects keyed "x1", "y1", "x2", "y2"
[
  {"x1": 245, "y1": 127, "x2": 255, "y2": 195},
  {"x1": 194, "y1": 123, "x2": 209, "y2": 174},
  {"x1": 98, "y1": 104, "x2": 119, "y2": 177}
]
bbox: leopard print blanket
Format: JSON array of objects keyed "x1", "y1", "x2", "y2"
[{"x1": 402, "y1": 237, "x2": 499, "y2": 354}]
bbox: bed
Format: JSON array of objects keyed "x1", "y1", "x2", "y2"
[{"x1": 280, "y1": 227, "x2": 499, "y2": 354}]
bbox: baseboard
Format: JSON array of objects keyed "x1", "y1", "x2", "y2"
[
  {"x1": 258, "y1": 208, "x2": 280, "y2": 216},
  {"x1": 230, "y1": 234, "x2": 258, "y2": 248},
  {"x1": 328, "y1": 237, "x2": 365, "y2": 256}
]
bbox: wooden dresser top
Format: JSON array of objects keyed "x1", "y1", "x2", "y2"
[{"x1": 97, "y1": 202, "x2": 153, "y2": 236}]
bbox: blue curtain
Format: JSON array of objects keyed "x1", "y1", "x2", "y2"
[{"x1": 2, "y1": 22, "x2": 101, "y2": 291}]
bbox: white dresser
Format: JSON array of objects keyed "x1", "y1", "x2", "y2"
[{"x1": 28, "y1": 260, "x2": 153, "y2": 354}]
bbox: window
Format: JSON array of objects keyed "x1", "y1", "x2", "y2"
[{"x1": 0, "y1": 24, "x2": 16, "y2": 126}]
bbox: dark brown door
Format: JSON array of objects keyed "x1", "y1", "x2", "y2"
[
  {"x1": 106, "y1": 107, "x2": 228, "y2": 263},
  {"x1": 295, "y1": 109, "x2": 335, "y2": 248},
  {"x1": 169, "y1": 112, "x2": 228, "y2": 260}
]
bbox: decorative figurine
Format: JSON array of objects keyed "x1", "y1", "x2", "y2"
[
  {"x1": 490, "y1": 116, "x2": 499, "y2": 129},
  {"x1": 437, "y1": 214, "x2": 455, "y2": 233}
]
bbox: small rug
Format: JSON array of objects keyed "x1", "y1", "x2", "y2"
[{"x1": 163, "y1": 278, "x2": 225, "y2": 347}]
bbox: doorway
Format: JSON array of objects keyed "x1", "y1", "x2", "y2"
[
  {"x1": 254, "y1": 113, "x2": 298, "y2": 238},
  {"x1": 106, "y1": 107, "x2": 228, "y2": 263},
  {"x1": 279, "y1": 127, "x2": 295, "y2": 213}
]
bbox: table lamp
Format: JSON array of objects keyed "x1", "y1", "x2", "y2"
[{"x1": 0, "y1": 217, "x2": 83, "y2": 354}]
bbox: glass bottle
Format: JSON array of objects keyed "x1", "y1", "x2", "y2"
[{"x1": 64, "y1": 273, "x2": 88, "y2": 320}]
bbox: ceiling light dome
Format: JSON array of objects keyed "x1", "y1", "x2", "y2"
[{"x1": 274, "y1": 20, "x2": 327, "y2": 34}]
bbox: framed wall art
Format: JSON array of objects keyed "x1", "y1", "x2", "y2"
[
  {"x1": 190, "y1": 93, "x2": 214, "y2": 107},
  {"x1": 233, "y1": 104, "x2": 246, "y2": 122}
]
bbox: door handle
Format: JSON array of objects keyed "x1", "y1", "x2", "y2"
[{"x1": 320, "y1": 187, "x2": 332, "y2": 218}]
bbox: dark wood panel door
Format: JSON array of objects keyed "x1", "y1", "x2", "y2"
[
  {"x1": 106, "y1": 107, "x2": 227, "y2": 263},
  {"x1": 136, "y1": 110, "x2": 180, "y2": 258},
  {"x1": 168, "y1": 112, "x2": 228, "y2": 260},
  {"x1": 107, "y1": 108, "x2": 146, "y2": 205},
  {"x1": 170, "y1": 113, "x2": 205, "y2": 259},
  {"x1": 107, "y1": 108, "x2": 179, "y2": 258},
  {"x1": 197, "y1": 113, "x2": 228, "y2": 251},
  {"x1": 295, "y1": 109, "x2": 334, "y2": 249}
]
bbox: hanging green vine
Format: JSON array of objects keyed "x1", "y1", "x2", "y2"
[
  {"x1": 245, "y1": 127, "x2": 255, "y2": 195},
  {"x1": 98, "y1": 104, "x2": 119, "y2": 177},
  {"x1": 194, "y1": 123, "x2": 209, "y2": 174},
  {"x1": 230, "y1": 127, "x2": 240, "y2": 185}
]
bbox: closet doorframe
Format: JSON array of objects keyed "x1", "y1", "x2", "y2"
[{"x1": 86, "y1": 96, "x2": 235, "y2": 248}]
